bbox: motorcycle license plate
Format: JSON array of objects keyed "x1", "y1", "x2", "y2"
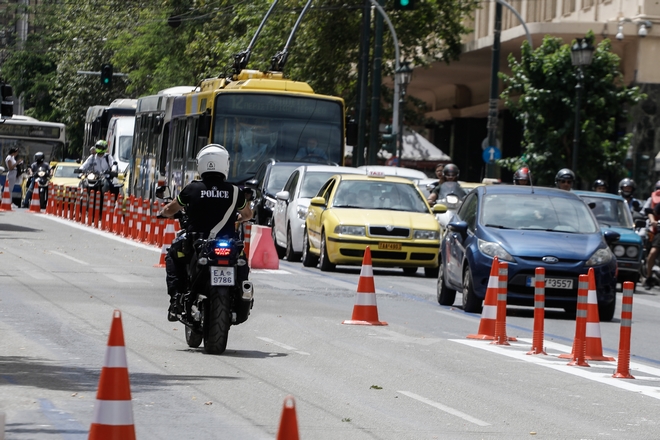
[
  {"x1": 210, "y1": 267, "x2": 235, "y2": 286},
  {"x1": 527, "y1": 277, "x2": 573, "y2": 289}
]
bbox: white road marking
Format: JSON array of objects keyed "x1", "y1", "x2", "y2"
[
  {"x1": 628, "y1": 296, "x2": 660, "y2": 309},
  {"x1": 20, "y1": 270, "x2": 53, "y2": 280},
  {"x1": 49, "y1": 251, "x2": 89, "y2": 266},
  {"x1": 251, "y1": 269, "x2": 291, "y2": 274},
  {"x1": 398, "y1": 391, "x2": 490, "y2": 426},
  {"x1": 40, "y1": 215, "x2": 161, "y2": 252},
  {"x1": 257, "y1": 337, "x2": 310, "y2": 355},
  {"x1": 454, "y1": 338, "x2": 660, "y2": 400},
  {"x1": 102, "y1": 273, "x2": 152, "y2": 284}
]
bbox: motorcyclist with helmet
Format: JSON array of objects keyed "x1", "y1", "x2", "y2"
[
  {"x1": 592, "y1": 179, "x2": 608, "y2": 193},
  {"x1": 158, "y1": 144, "x2": 253, "y2": 321},
  {"x1": 618, "y1": 178, "x2": 642, "y2": 213},
  {"x1": 513, "y1": 167, "x2": 532, "y2": 185},
  {"x1": 555, "y1": 168, "x2": 575, "y2": 191},
  {"x1": 76, "y1": 140, "x2": 120, "y2": 195},
  {"x1": 22, "y1": 151, "x2": 51, "y2": 208},
  {"x1": 428, "y1": 163, "x2": 464, "y2": 205},
  {"x1": 642, "y1": 180, "x2": 660, "y2": 289}
]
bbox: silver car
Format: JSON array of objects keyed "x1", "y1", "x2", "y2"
[{"x1": 272, "y1": 165, "x2": 365, "y2": 261}]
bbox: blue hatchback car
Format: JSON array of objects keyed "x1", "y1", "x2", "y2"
[
  {"x1": 437, "y1": 185, "x2": 620, "y2": 321},
  {"x1": 574, "y1": 190, "x2": 643, "y2": 286}
]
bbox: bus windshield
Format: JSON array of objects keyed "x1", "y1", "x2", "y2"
[{"x1": 212, "y1": 93, "x2": 343, "y2": 181}]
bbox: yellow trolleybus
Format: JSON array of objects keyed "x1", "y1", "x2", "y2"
[{"x1": 129, "y1": 70, "x2": 350, "y2": 202}]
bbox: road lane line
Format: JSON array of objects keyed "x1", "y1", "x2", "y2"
[
  {"x1": 257, "y1": 337, "x2": 310, "y2": 355},
  {"x1": 49, "y1": 251, "x2": 89, "y2": 266},
  {"x1": 454, "y1": 338, "x2": 660, "y2": 400},
  {"x1": 251, "y1": 269, "x2": 291, "y2": 274},
  {"x1": 397, "y1": 391, "x2": 491, "y2": 426}
]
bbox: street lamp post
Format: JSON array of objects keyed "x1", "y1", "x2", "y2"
[
  {"x1": 395, "y1": 61, "x2": 413, "y2": 167},
  {"x1": 570, "y1": 37, "x2": 595, "y2": 175}
]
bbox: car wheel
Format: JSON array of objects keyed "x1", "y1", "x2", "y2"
[
  {"x1": 403, "y1": 267, "x2": 418, "y2": 275},
  {"x1": 285, "y1": 226, "x2": 301, "y2": 262},
  {"x1": 301, "y1": 228, "x2": 318, "y2": 268},
  {"x1": 598, "y1": 299, "x2": 616, "y2": 322},
  {"x1": 462, "y1": 266, "x2": 483, "y2": 314},
  {"x1": 318, "y1": 230, "x2": 335, "y2": 272},
  {"x1": 272, "y1": 225, "x2": 286, "y2": 259},
  {"x1": 437, "y1": 261, "x2": 456, "y2": 306},
  {"x1": 424, "y1": 266, "x2": 440, "y2": 278}
]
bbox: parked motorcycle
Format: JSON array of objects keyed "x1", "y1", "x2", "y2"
[{"x1": 165, "y1": 210, "x2": 254, "y2": 355}]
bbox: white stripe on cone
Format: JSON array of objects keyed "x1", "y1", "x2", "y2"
[
  {"x1": 360, "y1": 264, "x2": 373, "y2": 277},
  {"x1": 487, "y1": 276, "x2": 498, "y2": 289},
  {"x1": 482, "y1": 304, "x2": 497, "y2": 320},
  {"x1": 103, "y1": 347, "x2": 128, "y2": 368},
  {"x1": 355, "y1": 292, "x2": 378, "y2": 306},
  {"x1": 585, "y1": 322, "x2": 602, "y2": 338},
  {"x1": 92, "y1": 400, "x2": 134, "y2": 425}
]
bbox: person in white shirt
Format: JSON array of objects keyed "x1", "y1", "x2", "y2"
[{"x1": 4, "y1": 147, "x2": 23, "y2": 205}]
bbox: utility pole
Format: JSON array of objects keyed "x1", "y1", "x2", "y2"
[
  {"x1": 354, "y1": 0, "x2": 371, "y2": 167},
  {"x1": 367, "y1": 0, "x2": 385, "y2": 165},
  {"x1": 485, "y1": 1, "x2": 502, "y2": 178}
]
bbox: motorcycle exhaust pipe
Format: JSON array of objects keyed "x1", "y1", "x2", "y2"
[{"x1": 242, "y1": 281, "x2": 254, "y2": 300}]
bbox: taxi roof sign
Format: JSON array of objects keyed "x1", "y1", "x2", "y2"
[{"x1": 367, "y1": 170, "x2": 386, "y2": 178}]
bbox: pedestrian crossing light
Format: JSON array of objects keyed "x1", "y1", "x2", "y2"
[
  {"x1": 100, "y1": 64, "x2": 113, "y2": 87},
  {"x1": 394, "y1": 0, "x2": 415, "y2": 10}
]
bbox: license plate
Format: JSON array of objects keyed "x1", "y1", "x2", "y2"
[
  {"x1": 378, "y1": 242, "x2": 402, "y2": 250},
  {"x1": 210, "y1": 267, "x2": 235, "y2": 286},
  {"x1": 528, "y1": 277, "x2": 573, "y2": 289}
]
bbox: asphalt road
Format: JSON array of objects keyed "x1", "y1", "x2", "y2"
[{"x1": 2, "y1": 209, "x2": 660, "y2": 439}]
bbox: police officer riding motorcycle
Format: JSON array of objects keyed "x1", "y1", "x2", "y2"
[
  {"x1": 158, "y1": 144, "x2": 254, "y2": 354},
  {"x1": 22, "y1": 152, "x2": 51, "y2": 209}
]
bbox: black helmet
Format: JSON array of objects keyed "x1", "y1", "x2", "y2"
[
  {"x1": 513, "y1": 167, "x2": 531, "y2": 185},
  {"x1": 34, "y1": 152, "x2": 45, "y2": 163},
  {"x1": 555, "y1": 168, "x2": 575, "y2": 185},
  {"x1": 618, "y1": 178, "x2": 636, "y2": 197},
  {"x1": 592, "y1": 179, "x2": 607, "y2": 191},
  {"x1": 443, "y1": 163, "x2": 459, "y2": 178}
]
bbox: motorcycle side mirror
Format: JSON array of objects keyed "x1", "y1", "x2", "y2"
[
  {"x1": 587, "y1": 202, "x2": 596, "y2": 209},
  {"x1": 73, "y1": 168, "x2": 81, "y2": 173},
  {"x1": 635, "y1": 219, "x2": 647, "y2": 229}
]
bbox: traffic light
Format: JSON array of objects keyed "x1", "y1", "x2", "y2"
[
  {"x1": 1, "y1": 83, "x2": 13, "y2": 118},
  {"x1": 394, "y1": 0, "x2": 415, "y2": 10},
  {"x1": 381, "y1": 125, "x2": 396, "y2": 153},
  {"x1": 100, "y1": 64, "x2": 113, "y2": 87}
]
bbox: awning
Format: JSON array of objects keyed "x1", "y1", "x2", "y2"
[{"x1": 346, "y1": 127, "x2": 451, "y2": 162}]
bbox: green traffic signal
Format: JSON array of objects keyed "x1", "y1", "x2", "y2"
[
  {"x1": 394, "y1": 0, "x2": 415, "y2": 10},
  {"x1": 100, "y1": 64, "x2": 113, "y2": 87}
]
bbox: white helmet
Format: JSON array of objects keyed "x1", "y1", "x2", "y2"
[{"x1": 196, "y1": 144, "x2": 230, "y2": 178}]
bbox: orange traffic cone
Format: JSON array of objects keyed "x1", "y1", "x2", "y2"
[
  {"x1": 467, "y1": 257, "x2": 500, "y2": 340},
  {"x1": 248, "y1": 225, "x2": 279, "y2": 269},
  {"x1": 276, "y1": 395, "x2": 300, "y2": 440},
  {"x1": 28, "y1": 181, "x2": 42, "y2": 213},
  {"x1": 0, "y1": 178, "x2": 12, "y2": 211},
  {"x1": 584, "y1": 268, "x2": 615, "y2": 361},
  {"x1": 154, "y1": 219, "x2": 176, "y2": 268},
  {"x1": 342, "y1": 247, "x2": 387, "y2": 326},
  {"x1": 89, "y1": 310, "x2": 136, "y2": 440}
]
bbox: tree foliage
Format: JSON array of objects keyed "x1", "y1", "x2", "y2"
[
  {"x1": 499, "y1": 32, "x2": 644, "y2": 187},
  {"x1": 0, "y1": 0, "x2": 478, "y2": 156}
]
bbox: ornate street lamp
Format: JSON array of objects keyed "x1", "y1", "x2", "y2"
[
  {"x1": 570, "y1": 37, "x2": 595, "y2": 175},
  {"x1": 395, "y1": 61, "x2": 413, "y2": 167}
]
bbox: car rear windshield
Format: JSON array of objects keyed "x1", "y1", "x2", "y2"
[
  {"x1": 266, "y1": 164, "x2": 302, "y2": 193},
  {"x1": 333, "y1": 180, "x2": 429, "y2": 213},
  {"x1": 482, "y1": 193, "x2": 599, "y2": 233},
  {"x1": 54, "y1": 165, "x2": 78, "y2": 178}
]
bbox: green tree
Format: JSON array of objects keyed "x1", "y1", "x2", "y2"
[{"x1": 499, "y1": 32, "x2": 644, "y2": 187}]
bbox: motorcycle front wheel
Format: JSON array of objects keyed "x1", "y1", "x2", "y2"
[{"x1": 203, "y1": 286, "x2": 232, "y2": 354}]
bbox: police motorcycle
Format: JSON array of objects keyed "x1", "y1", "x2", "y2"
[{"x1": 159, "y1": 192, "x2": 254, "y2": 355}]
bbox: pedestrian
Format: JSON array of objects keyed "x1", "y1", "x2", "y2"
[{"x1": 4, "y1": 147, "x2": 23, "y2": 206}]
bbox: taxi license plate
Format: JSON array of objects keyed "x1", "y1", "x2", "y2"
[
  {"x1": 528, "y1": 277, "x2": 573, "y2": 289},
  {"x1": 210, "y1": 267, "x2": 235, "y2": 286},
  {"x1": 378, "y1": 242, "x2": 402, "y2": 250}
]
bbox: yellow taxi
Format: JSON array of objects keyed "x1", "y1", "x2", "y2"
[
  {"x1": 303, "y1": 171, "x2": 444, "y2": 277},
  {"x1": 50, "y1": 162, "x2": 82, "y2": 188}
]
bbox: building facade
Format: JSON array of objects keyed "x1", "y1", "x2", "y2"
[{"x1": 407, "y1": 0, "x2": 658, "y2": 190}]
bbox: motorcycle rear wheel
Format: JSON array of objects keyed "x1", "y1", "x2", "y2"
[{"x1": 203, "y1": 287, "x2": 232, "y2": 354}]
